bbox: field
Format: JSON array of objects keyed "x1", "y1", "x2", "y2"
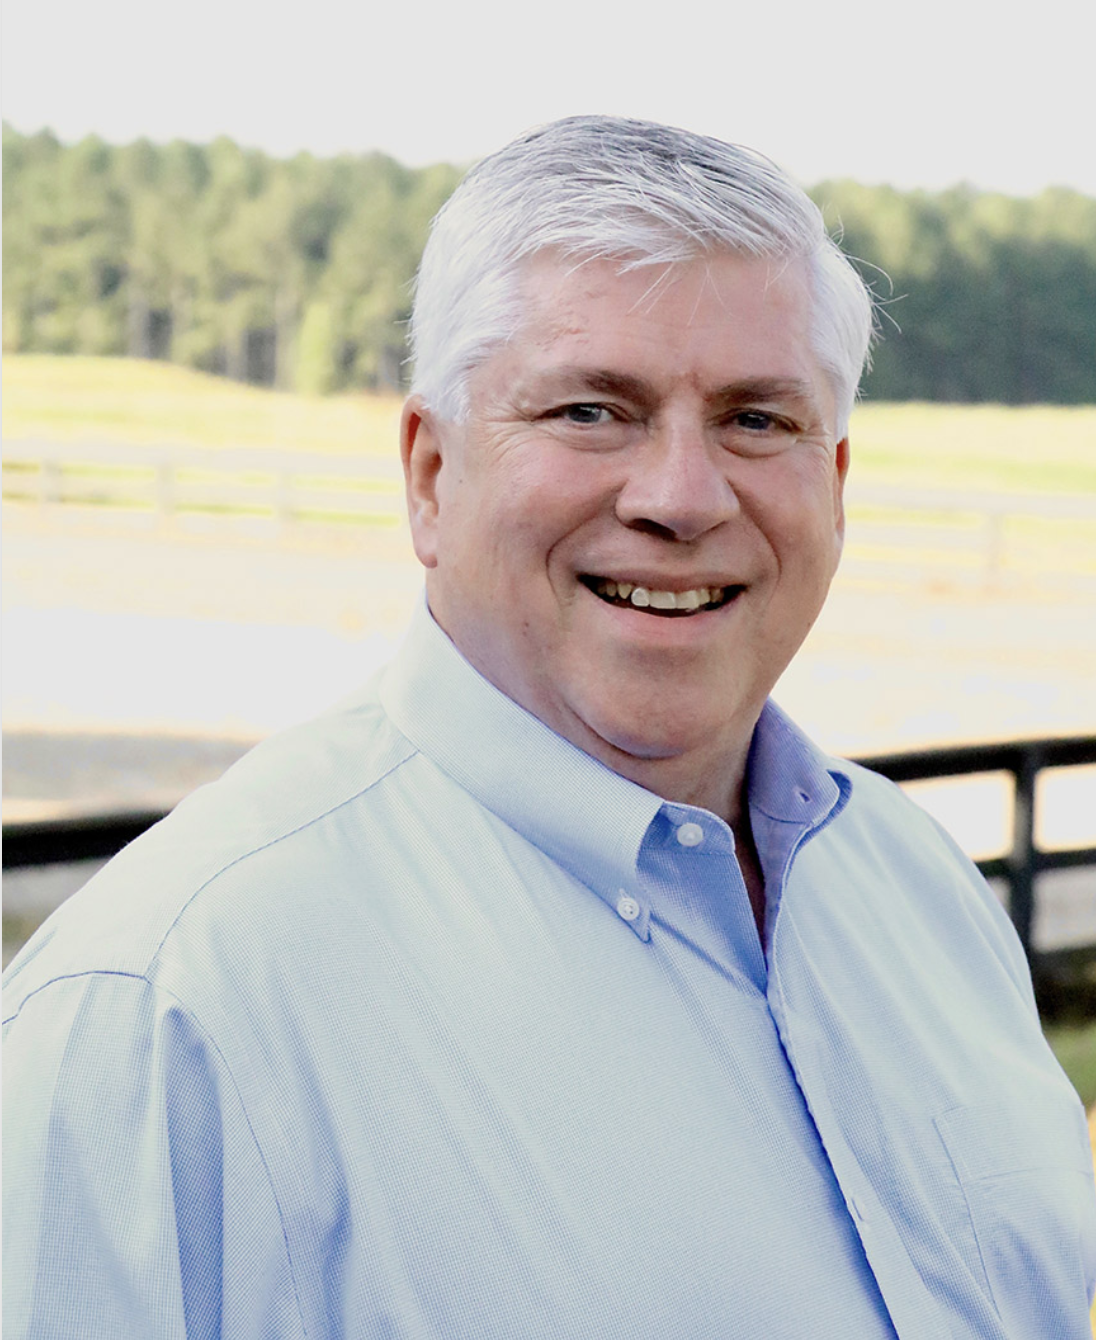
[
  {"x1": 4, "y1": 354, "x2": 1096, "y2": 1112},
  {"x1": 5, "y1": 353, "x2": 1095, "y2": 763},
  {"x1": 2, "y1": 354, "x2": 405, "y2": 455},
  {"x1": 845, "y1": 401, "x2": 1096, "y2": 495},
  {"x1": 5, "y1": 353, "x2": 1096, "y2": 493}
]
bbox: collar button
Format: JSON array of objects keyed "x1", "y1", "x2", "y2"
[
  {"x1": 616, "y1": 893, "x2": 641, "y2": 922},
  {"x1": 675, "y1": 821, "x2": 704, "y2": 848}
]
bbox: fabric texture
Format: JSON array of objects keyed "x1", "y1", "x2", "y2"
[{"x1": 5, "y1": 601, "x2": 1095, "y2": 1338}]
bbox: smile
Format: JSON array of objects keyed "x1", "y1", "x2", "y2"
[{"x1": 581, "y1": 577, "x2": 742, "y2": 616}]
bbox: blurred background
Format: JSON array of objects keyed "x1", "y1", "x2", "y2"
[{"x1": 3, "y1": 0, "x2": 1095, "y2": 1102}]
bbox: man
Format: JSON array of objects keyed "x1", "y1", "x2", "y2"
[{"x1": 5, "y1": 116, "x2": 1095, "y2": 1338}]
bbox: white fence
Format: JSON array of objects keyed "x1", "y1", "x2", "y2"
[
  {"x1": 1, "y1": 438, "x2": 406, "y2": 528},
  {"x1": 4, "y1": 437, "x2": 1096, "y2": 588}
]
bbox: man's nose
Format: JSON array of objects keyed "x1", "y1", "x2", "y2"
[{"x1": 614, "y1": 423, "x2": 739, "y2": 542}]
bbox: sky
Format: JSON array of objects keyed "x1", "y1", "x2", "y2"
[{"x1": 3, "y1": 0, "x2": 1094, "y2": 197}]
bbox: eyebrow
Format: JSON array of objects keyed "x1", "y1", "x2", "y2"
[
  {"x1": 537, "y1": 368, "x2": 652, "y2": 402},
  {"x1": 532, "y1": 368, "x2": 819, "y2": 408},
  {"x1": 711, "y1": 376, "x2": 819, "y2": 405}
]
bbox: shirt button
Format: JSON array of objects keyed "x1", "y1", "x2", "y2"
[
  {"x1": 676, "y1": 822, "x2": 704, "y2": 848},
  {"x1": 616, "y1": 893, "x2": 641, "y2": 922}
]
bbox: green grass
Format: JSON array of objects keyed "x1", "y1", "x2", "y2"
[
  {"x1": 61, "y1": 463, "x2": 155, "y2": 482},
  {"x1": 1046, "y1": 1020, "x2": 1096, "y2": 1109},
  {"x1": 4, "y1": 356, "x2": 1096, "y2": 496},
  {"x1": 1, "y1": 354, "x2": 404, "y2": 457},
  {"x1": 846, "y1": 504, "x2": 985, "y2": 528},
  {"x1": 294, "y1": 508, "x2": 402, "y2": 527},
  {"x1": 292, "y1": 474, "x2": 402, "y2": 494},
  {"x1": 850, "y1": 401, "x2": 1096, "y2": 494}
]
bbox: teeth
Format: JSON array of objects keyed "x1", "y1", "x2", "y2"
[{"x1": 594, "y1": 579, "x2": 727, "y2": 611}]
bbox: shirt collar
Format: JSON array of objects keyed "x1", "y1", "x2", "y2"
[
  {"x1": 380, "y1": 602, "x2": 664, "y2": 926},
  {"x1": 380, "y1": 601, "x2": 852, "y2": 935},
  {"x1": 748, "y1": 697, "x2": 851, "y2": 831}
]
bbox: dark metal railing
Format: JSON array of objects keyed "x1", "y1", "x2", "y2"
[
  {"x1": 3, "y1": 808, "x2": 167, "y2": 869},
  {"x1": 860, "y1": 736, "x2": 1096, "y2": 961},
  {"x1": 5, "y1": 737, "x2": 1095, "y2": 965}
]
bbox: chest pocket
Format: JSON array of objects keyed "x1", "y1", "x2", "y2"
[{"x1": 934, "y1": 1095, "x2": 1096, "y2": 1334}]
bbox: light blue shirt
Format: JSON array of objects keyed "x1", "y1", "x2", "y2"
[{"x1": 5, "y1": 602, "x2": 1095, "y2": 1338}]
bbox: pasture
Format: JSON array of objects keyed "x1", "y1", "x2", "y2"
[
  {"x1": 5, "y1": 355, "x2": 1096, "y2": 492},
  {"x1": 2, "y1": 354, "x2": 404, "y2": 456},
  {"x1": 4, "y1": 354, "x2": 1096, "y2": 1110}
]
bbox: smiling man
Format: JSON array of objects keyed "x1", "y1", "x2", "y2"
[
  {"x1": 404, "y1": 247, "x2": 847, "y2": 931},
  {"x1": 5, "y1": 117, "x2": 1095, "y2": 1339}
]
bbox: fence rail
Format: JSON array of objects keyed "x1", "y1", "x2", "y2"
[
  {"x1": 5, "y1": 737, "x2": 1094, "y2": 971},
  {"x1": 860, "y1": 736, "x2": 1096, "y2": 962},
  {"x1": 3, "y1": 808, "x2": 166, "y2": 868},
  {"x1": 6, "y1": 437, "x2": 1096, "y2": 584},
  {"x1": 1, "y1": 438, "x2": 406, "y2": 527}
]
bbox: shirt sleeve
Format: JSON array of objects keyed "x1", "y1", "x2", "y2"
[{"x1": 3, "y1": 971, "x2": 306, "y2": 1339}]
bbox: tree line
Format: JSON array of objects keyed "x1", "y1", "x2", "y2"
[{"x1": 4, "y1": 124, "x2": 1094, "y2": 403}]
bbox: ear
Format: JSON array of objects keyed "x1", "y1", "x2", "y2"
[
  {"x1": 833, "y1": 435, "x2": 850, "y2": 546},
  {"x1": 400, "y1": 396, "x2": 448, "y2": 570}
]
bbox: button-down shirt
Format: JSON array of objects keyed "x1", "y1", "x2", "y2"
[{"x1": 5, "y1": 602, "x2": 1095, "y2": 1338}]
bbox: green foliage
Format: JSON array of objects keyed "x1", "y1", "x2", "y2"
[
  {"x1": 295, "y1": 301, "x2": 339, "y2": 396},
  {"x1": 813, "y1": 179, "x2": 1096, "y2": 403},
  {"x1": 3, "y1": 124, "x2": 460, "y2": 395},
  {"x1": 3, "y1": 122, "x2": 1093, "y2": 402}
]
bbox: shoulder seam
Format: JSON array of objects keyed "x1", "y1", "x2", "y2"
[
  {"x1": 4, "y1": 967, "x2": 150, "y2": 1026},
  {"x1": 4, "y1": 969, "x2": 312, "y2": 1333},
  {"x1": 147, "y1": 739, "x2": 419, "y2": 972}
]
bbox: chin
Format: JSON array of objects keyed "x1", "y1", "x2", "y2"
[{"x1": 580, "y1": 706, "x2": 715, "y2": 766}]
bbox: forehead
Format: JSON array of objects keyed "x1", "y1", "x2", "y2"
[{"x1": 479, "y1": 249, "x2": 827, "y2": 406}]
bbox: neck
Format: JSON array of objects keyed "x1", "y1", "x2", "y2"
[{"x1": 580, "y1": 732, "x2": 751, "y2": 829}]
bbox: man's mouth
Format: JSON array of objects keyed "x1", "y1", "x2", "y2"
[{"x1": 581, "y1": 576, "x2": 742, "y2": 616}]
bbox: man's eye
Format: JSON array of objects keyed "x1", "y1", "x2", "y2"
[
  {"x1": 558, "y1": 403, "x2": 612, "y2": 426},
  {"x1": 732, "y1": 410, "x2": 777, "y2": 432}
]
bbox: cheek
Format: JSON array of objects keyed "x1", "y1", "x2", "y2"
[
  {"x1": 779, "y1": 456, "x2": 845, "y2": 535},
  {"x1": 745, "y1": 488, "x2": 845, "y2": 597},
  {"x1": 442, "y1": 484, "x2": 559, "y2": 595},
  {"x1": 747, "y1": 467, "x2": 840, "y2": 539},
  {"x1": 506, "y1": 466, "x2": 614, "y2": 556}
]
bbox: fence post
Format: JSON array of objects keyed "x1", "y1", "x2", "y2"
[
  {"x1": 985, "y1": 507, "x2": 1006, "y2": 589},
  {"x1": 155, "y1": 461, "x2": 175, "y2": 519},
  {"x1": 276, "y1": 468, "x2": 295, "y2": 530},
  {"x1": 1008, "y1": 745, "x2": 1040, "y2": 959},
  {"x1": 42, "y1": 456, "x2": 63, "y2": 505}
]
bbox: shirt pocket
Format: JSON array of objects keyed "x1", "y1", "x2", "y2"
[{"x1": 934, "y1": 1095, "x2": 1096, "y2": 1331}]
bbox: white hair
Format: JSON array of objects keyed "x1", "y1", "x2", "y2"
[{"x1": 409, "y1": 116, "x2": 874, "y2": 436}]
